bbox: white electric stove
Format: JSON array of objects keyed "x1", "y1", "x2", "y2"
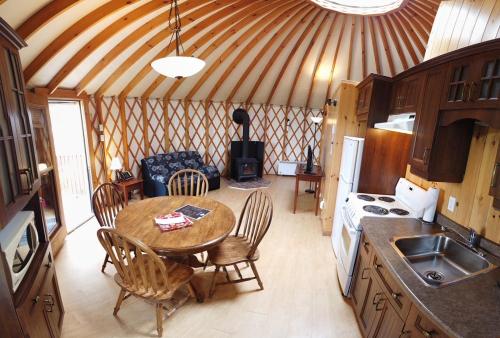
[{"x1": 335, "y1": 178, "x2": 439, "y2": 296}]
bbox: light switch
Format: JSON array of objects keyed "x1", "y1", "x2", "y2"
[{"x1": 447, "y1": 196, "x2": 457, "y2": 212}]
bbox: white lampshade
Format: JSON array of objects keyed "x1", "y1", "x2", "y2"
[
  {"x1": 310, "y1": 115, "x2": 324, "y2": 124},
  {"x1": 110, "y1": 157, "x2": 122, "y2": 171},
  {"x1": 151, "y1": 56, "x2": 205, "y2": 79}
]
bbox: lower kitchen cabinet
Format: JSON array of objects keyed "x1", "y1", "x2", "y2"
[
  {"x1": 15, "y1": 244, "x2": 64, "y2": 338},
  {"x1": 350, "y1": 234, "x2": 450, "y2": 338},
  {"x1": 402, "y1": 305, "x2": 450, "y2": 338}
]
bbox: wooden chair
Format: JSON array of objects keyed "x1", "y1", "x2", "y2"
[
  {"x1": 92, "y1": 183, "x2": 124, "y2": 272},
  {"x1": 168, "y1": 169, "x2": 209, "y2": 197},
  {"x1": 97, "y1": 228, "x2": 195, "y2": 337},
  {"x1": 207, "y1": 190, "x2": 273, "y2": 297}
]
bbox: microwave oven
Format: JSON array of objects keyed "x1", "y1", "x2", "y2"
[{"x1": 0, "y1": 211, "x2": 39, "y2": 292}]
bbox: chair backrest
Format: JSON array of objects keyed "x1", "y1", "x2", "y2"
[
  {"x1": 235, "y1": 190, "x2": 273, "y2": 258},
  {"x1": 96, "y1": 228, "x2": 171, "y2": 296},
  {"x1": 168, "y1": 169, "x2": 209, "y2": 197},
  {"x1": 92, "y1": 183, "x2": 124, "y2": 228}
]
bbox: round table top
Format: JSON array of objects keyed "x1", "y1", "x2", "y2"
[{"x1": 115, "y1": 196, "x2": 236, "y2": 255}]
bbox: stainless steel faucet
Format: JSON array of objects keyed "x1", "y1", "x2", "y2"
[{"x1": 440, "y1": 225, "x2": 484, "y2": 256}]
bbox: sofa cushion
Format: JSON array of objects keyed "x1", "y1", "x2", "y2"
[{"x1": 198, "y1": 165, "x2": 220, "y2": 180}]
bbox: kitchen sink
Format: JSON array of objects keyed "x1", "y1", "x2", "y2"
[{"x1": 391, "y1": 234, "x2": 495, "y2": 287}]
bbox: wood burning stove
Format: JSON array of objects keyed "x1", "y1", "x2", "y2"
[{"x1": 230, "y1": 108, "x2": 263, "y2": 182}]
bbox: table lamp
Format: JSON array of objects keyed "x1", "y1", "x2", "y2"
[{"x1": 110, "y1": 157, "x2": 122, "y2": 182}]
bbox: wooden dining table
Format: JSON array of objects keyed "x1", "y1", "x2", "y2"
[{"x1": 115, "y1": 196, "x2": 236, "y2": 301}]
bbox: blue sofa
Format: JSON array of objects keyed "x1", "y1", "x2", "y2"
[{"x1": 141, "y1": 151, "x2": 220, "y2": 197}]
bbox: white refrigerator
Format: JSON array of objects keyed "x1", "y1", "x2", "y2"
[{"x1": 331, "y1": 136, "x2": 364, "y2": 257}]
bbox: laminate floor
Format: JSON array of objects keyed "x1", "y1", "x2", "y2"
[{"x1": 56, "y1": 175, "x2": 361, "y2": 338}]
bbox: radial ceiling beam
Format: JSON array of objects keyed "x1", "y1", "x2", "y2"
[
  {"x1": 96, "y1": 0, "x2": 243, "y2": 97},
  {"x1": 46, "y1": 0, "x2": 173, "y2": 94},
  {"x1": 395, "y1": 11, "x2": 425, "y2": 56},
  {"x1": 226, "y1": 5, "x2": 315, "y2": 103},
  {"x1": 16, "y1": 0, "x2": 80, "y2": 39},
  {"x1": 346, "y1": 16, "x2": 356, "y2": 80},
  {"x1": 368, "y1": 16, "x2": 381, "y2": 74},
  {"x1": 24, "y1": 0, "x2": 142, "y2": 83},
  {"x1": 185, "y1": 0, "x2": 302, "y2": 102},
  {"x1": 388, "y1": 15, "x2": 419, "y2": 65},
  {"x1": 375, "y1": 16, "x2": 395, "y2": 76},
  {"x1": 399, "y1": 8, "x2": 430, "y2": 43},
  {"x1": 381, "y1": 15, "x2": 409, "y2": 70},
  {"x1": 159, "y1": 0, "x2": 293, "y2": 100},
  {"x1": 325, "y1": 14, "x2": 347, "y2": 101},
  {"x1": 286, "y1": 12, "x2": 329, "y2": 107},
  {"x1": 206, "y1": 2, "x2": 310, "y2": 102},
  {"x1": 361, "y1": 17, "x2": 367, "y2": 79}
]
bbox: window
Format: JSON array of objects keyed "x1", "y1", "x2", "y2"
[{"x1": 310, "y1": 0, "x2": 404, "y2": 15}]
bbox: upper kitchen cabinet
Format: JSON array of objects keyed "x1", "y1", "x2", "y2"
[
  {"x1": 390, "y1": 75, "x2": 423, "y2": 114},
  {"x1": 0, "y1": 18, "x2": 39, "y2": 228},
  {"x1": 441, "y1": 50, "x2": 500, "y2": 110},
  {"x1": 356, "y1": 74, "x2": 392, "y2": 127}
]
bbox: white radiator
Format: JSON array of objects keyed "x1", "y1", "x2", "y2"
[{"x1": 277, "y1": 161, "x2": 304, "y2": 176}]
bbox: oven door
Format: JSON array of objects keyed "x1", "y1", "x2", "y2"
[{"x1": 338, "y1": 206, "x2": 361, "y2": 279}]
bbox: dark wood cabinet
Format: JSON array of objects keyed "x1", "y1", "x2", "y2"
[
  {"x1": 442, "y1": 51, "x2": 500, "y2": 110},
  {"x1": 401, "y1": 305, "x2": 450, "y2": 338},
  {"x1": 0, "y1": 18, "x2": 39, "y2": 228},
  {"x1": 16, "y1": 244, "x2": 64, "y2": 338},
  {"x1": 390, "y1": 75, "x2": 422, "y2": 114},
  {"x1": 350, "y1": 233, "x2": 450, "y2": 338},
  {"x1": 356, "y1": 74, "x2": 393, "y2": 127}
]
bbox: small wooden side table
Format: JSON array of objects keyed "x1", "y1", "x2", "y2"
[
  {"x1": 114, "y1": 178, "x2": 144, "y2": 205},
  {"x1": 293, "y1": 164, "x2": 323, "y2": 216}
]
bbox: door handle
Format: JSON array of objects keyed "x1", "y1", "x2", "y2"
[
  {"x1": 44, "y1": 294, "x2": 55, "y2": 313},
  {"x1": 361, "y1": 267, "x2": 370, "y2": 280},
  {"x1": 375, "y1": 298, "x2": 385, "y2": 311},
  {"x1": 372, "y1": 292, "x2": 383, "y2": 305},
  {"x1": 19, "y1": 168, "x2": 32, "y2": 194},
  {"x1": 415, "y1": 315, "x2": 436, "y2": 338},
  {"x1": 491, "y1": 163, "x2": 499, "y2": 188},
  {"x1": 423, "y1": 147, "x2": 431, "y2": 165}
]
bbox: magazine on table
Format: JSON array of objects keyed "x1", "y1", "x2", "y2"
[
  {"x1": 154, "y1": 212, "x2": 193, "y2": 232},
  {"x1": 175, "y1": 204, "x2": 211, "y2": 220}
]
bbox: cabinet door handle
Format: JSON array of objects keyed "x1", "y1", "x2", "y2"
[
  {"x1": 374, "y1": 263, "x2": 382, "y2": 270},
  {"x1": 391, "y1": 292, "x2": 401, "y2": 300},
  {"x1": 361, "y1": 267, "x2": 370, "y2": 280},
  {"x1": 32, "y1": 296, "x2": 40, "y2": 304},
  {"x1": 415, "y1": 315, "x2": 436, "y2": 338},
  {"x1": 468, "y1": 81, "x2": 476, "y2": 101},
  {"x1": 491, "y1": 163, "x2": 499, "y2": 188},
  {"x1": 399, "y1": 331, "x2": 410, "y2": 338},
  {"x1": 375, "y1": 298, "x2": 385, "y2": 311},
  {"x1": 19, "y1": 169, "x2": 32, "y2": 194},
  {"x1": 44, "y1": 294, "x2": 55, "y2": 313},
  {"x1": 423, "y1": 147, "x2": 431, "y2": 165},
  {"x1": 372, "y1": 292, "x2": 383, "y2": 305}
]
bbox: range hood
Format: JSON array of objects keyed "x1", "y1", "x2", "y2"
[{"x1": 374, "y1": 113, "x2": 415, "y2": 134}]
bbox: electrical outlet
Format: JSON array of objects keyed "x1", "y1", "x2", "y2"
[
  {"x1": 448, "y1": 196, "x2": 457, "y2": 212},
  {"x1": 320, "y1": 200, "x2": 325, "y2": 210}
]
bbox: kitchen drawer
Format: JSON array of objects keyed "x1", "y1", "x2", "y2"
[
  {"x1": 402, "y1": 305, "x2": 450, "y2": 338},
  {"x1": 372, "y1": 253, "x2": 412, "y2": 321}
]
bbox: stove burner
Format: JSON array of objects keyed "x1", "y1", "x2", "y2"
[
  {"x1": 378, "y1": 196, "x2": 395, "y2": 203},
  {"x1": 357, "y1": 194, "x2": 375, "y2": 202},
  {"x1": 363, "y1": 205, "x2": 389, "y2": 215},
  {"x1": 390, "y1": 208, "x2": 410, "y2": 216}
]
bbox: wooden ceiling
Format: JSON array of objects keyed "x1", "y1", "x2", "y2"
[{"x1": 1, "y1": 0, "x2": 440, "y2": 108}]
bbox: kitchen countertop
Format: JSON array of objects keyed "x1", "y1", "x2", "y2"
[{"x1": 361, "y1": 217, "x2": 500, "y2": 338}]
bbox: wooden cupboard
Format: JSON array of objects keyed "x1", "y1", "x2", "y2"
[
  {"x1": 0, "y1": 18, "x2": 64, "y2": 338},
  {"x1": 350, "y1": 233, "x2": 450, "y2": 338},
  {"x1": 441, "y1": 51, "x2": 500, "y2": 110},
  {"x1": 355, "y1": 74, "x2": 392, "y2": 128},
  {"x1": 390, "y1": 75, "x2": 422, "y2": 114},
  {"x1": 0, "y1": 18, "x2": 39, "y2": 228},
  {"x1": 491, "y1": 147, "x2": 500, "y2": 210},
  {"x1": 356, "y1": 39, "x2": 500, "y2": 183}
]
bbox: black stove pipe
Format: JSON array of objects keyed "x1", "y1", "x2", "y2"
[{"x1": 232, "y1": 108, "x2": 250, "y2": 158}]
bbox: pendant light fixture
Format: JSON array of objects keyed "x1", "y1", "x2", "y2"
[{"x1": 151, "y1": 0, "x2": 205, "y2": 79}]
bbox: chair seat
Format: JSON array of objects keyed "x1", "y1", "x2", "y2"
[
  {"x1": 207, "y1": 236, "x2": 259, "y2": 266},
  {"x1": 114, "y1": 257, "x2": 193, "y2": 300}
]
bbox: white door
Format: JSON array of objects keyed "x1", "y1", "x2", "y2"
[{"x1": 49, "y1": 101, "x2": 93, "y2": 232}]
